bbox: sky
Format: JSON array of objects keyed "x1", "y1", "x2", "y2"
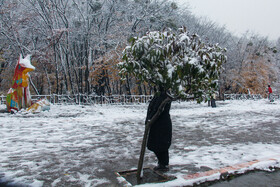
[{"x1": 178, "y1": 0, "x2": 280, "y2": 41}]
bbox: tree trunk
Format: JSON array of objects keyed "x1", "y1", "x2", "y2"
[{"x1": 125, "y1": 75, "x2": 131, "y2": 95}]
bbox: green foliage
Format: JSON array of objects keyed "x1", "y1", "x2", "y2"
[{"x1": 118, "y1": 27, "x2": 227, "y2": 102}]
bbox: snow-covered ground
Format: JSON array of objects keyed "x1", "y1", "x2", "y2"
[{"x1": 1, "y1": 99, "x2": 280, "y2": 186}]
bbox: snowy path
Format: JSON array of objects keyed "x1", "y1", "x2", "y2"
[{"x1": 1, "y1": 100, "x2": 280, "y2": 186}]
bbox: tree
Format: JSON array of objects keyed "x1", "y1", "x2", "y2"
[
  {"x1": 118, "y1": 27, "x2": 226, "y2": 182},
  {"x1": 119, "y1": 27, "x2": 226, "y2": 101},
  {"x1": 2, "y1": 0, "x2": 278, "y2": 96},
  {"x1": 221, "y1": 34, "x2": 278, "y2": 95}
]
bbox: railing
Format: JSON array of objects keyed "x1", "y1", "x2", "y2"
[
  {"x1": 1, "y1": 93, "x2": 275, "y2": 106},
  {"x1": 0, "y1": 94, "x2": 153, "y2": 105},
  {"x1": 52, "y1": 94, "x2": 154, "y2": 105},
  {"x1": 0, "y1": 95, "x2": 6, "y2": 105},
  {"x1": 224, "y1": 94, "x2": 263, "y2": 100}
]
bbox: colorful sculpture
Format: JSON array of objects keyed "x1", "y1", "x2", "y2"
[{"x1": 6, "y1": 54, "x2": 35, "y2": 113}]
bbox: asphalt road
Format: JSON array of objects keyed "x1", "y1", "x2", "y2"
[{"x1": 203, "y1": 170, "x2": 280, "y2": 187}]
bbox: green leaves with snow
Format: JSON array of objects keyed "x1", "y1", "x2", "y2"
[{"x1": 118, "y1": 27, "x2": 227, "y2": 102}]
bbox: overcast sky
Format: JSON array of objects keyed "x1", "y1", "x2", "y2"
[{"x1": 178, "y1": 0, "x2": 280, "y2": 41}]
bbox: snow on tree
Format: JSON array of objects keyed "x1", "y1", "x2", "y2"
[
  {"x1": 118, "y1": 27, "x2": 227, "y2": 102},
  {"x1": 223, "y1": 35, "x2": 278, "y2": 95},
  {"x1": 118, "y1": 27, "x2": 226, "y2": 182}
]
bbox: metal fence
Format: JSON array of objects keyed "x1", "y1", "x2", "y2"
[
  {"x1": 0, "y1": 94, "x2": 153, "y2": 105},
  {"x1": 1, "y1": 93, "x2": 277, "y2": 106},
  {"x1": 224, "y1": 94, "x2": 263, "y2": 100},
  {"x1": 0, "y1": 95, "x2": 6, "y2": 105}
]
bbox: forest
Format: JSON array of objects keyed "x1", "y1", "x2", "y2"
[{"x1": 0, "y1": 0, "x2": 279, "y2": 97}]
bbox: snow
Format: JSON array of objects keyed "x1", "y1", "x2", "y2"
[
  {"x1": 188, "y1": 57, "x2": 198, "y2": 65},
  {"x1": 179, "y1": 33, "x2": 189, "y2": 43},
  {"x1": 20, "y1": 55, "x2": 35, "y2": 70},
  {"x1": 167, "y1": 64, "x2": 174, "y2": 78},
  {"x1": 1, "y1": 99, "x2": 280, "y2": 186}
]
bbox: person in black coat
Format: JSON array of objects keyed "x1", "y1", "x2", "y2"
[{"x1": 145, "y1": 91, "x2": 172, "y2": 171}]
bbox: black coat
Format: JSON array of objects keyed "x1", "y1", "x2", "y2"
[{"x1": 146, "y1": 92, "x2": 172, "y2": 152}]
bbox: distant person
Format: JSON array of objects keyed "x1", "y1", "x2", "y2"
[
  {"x1": 268, "y1": 85, "x2": 273, "y2": 101},
  {"x1": 146, "y1": 90, "x2": 172, "y2": 171},
  {"x1": 211, "y1": 93, "x2": 217, "y2": 108}
]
